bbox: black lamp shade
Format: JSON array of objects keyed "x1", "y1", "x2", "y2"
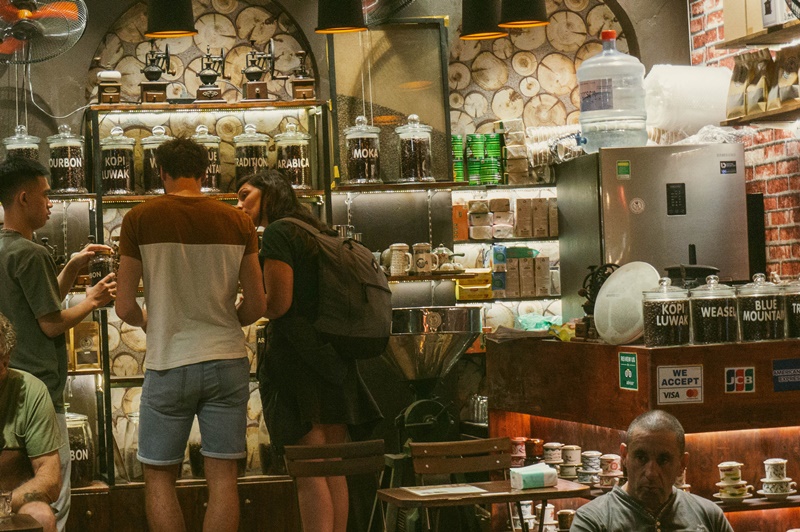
[
  {"x1": 316, "y1": 0, "x2": 366, "y2": 34},
  {"x1": 145, "y1": 0, "x2": 197, "y2": 39},
  {"x1": 461, "y1": 0, "x2": 507, "y2": 40},
  {"x1": 499, "y1": 0, "x2": 548, "y2": 28}
]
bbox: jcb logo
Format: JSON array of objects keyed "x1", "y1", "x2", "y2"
[{"x1": 725, "y1": 367, "x2": 755, "y2": 393}]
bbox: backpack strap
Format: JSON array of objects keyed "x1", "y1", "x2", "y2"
[{"x1": 279, "y1": 217, "x2": 320, "y2": 235}]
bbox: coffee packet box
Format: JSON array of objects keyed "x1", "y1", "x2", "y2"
[
  {"x1": 535, "y1": 256, "x2": 551, "y2": 296},
  {"x1": 505, "y1": 258, "x2": 521, "y2": 298},
  {"x1": 515, "y1": 198, "x2": 533, "y2": 238},
  {"x1": 532, "y1": 198, "x2": 549, "y2": 238}
]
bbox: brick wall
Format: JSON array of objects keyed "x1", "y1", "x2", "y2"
[{"x1": 688, "y1": 0, "x2": 800, "y2": 276}]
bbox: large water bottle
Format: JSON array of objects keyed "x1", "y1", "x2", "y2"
[{"x1": 577, "y1": 30, "x2": 647, "y2": 153}]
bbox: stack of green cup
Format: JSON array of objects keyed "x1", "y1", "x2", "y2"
[
  {"x1": 466, "y1": 133, "x2": 485, "y2": 159},
  {"x1": 480, "y1": 157, "x2": 501, "y2": 185},
  {"x1": 483, "y1": 133, "x2": 503, "y2": 158},
  {"x1": 467, "y1": 157, "x2": 482, "y2": 186},
  {"x1": 452, "y1": 134, "x2": 464, "y2": 182}
]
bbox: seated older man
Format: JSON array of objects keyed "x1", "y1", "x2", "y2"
[{"x1": 0, "y1": 312, "x2": 61, "y2": 532}]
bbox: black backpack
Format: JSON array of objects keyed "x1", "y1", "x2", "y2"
[{"x1": 281, "y1": 217, "x2": 392, "y2": 359}]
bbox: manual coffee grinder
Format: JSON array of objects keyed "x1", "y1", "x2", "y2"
[
  {"x1": 291, "y1": 50, "x2": 315, "y2": 100},
  {"x1": 195, "y1": 46, "x2": 227, "y2": 102},
  {"x1": 241, "y1": 39, "x2": 287, "y2": 101},
  {"x1": 140, "y1": 40, "x2": 171, "y2": 104}
]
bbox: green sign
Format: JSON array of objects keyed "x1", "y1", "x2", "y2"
[
  {"x1": 616, "y1": 160, "x2": 631, "y2": 180},
  {"x1": 619, "y1": 352, "x2": 638, "y2": 390}
]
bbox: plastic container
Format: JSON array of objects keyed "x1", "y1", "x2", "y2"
[
  {"x1": 47, "y1": 124, "x2": 86, "y2": 194},
  {"x1": 737, "y1": 273, "x2": 785, "y2": 342},
  {"x1": 395, "y1": 114, "x2": 434, "y2": 182},
  {"x1": 140, "y1": 125, "x2": 173, "y2": 194},
  {"x1": 4, "y1": 124, "x2": 40, "y2": 160},
  {"x1": 191, "y1": 125, "x2": 221, "y2": 192},
  {"x1": 642, "y1": 277, "x2": 690, "y2": 347},
  {"x1": 233, "y1": 123, "x2": 270, "y2": 183},
  {"x1": 100, "y1": 127, "x2": 135, "y2": 195},
  {"x1": 66, "y1": 412, "x2": 95, "y2": 488},
  {"x1": 344, "y1": 115, "x2": 381, "y2": 184},
  {"x1": 689, "y1": 275, "x2": 738, "y2": 344},
  {"x1": 577, "y1": 30, "x2": 647, "y2": 153},
  {"x1": 274, "y1": 123, "x2": 312, "y2": 189}
]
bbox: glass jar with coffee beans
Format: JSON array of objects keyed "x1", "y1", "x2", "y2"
[
  {"x1": 642, "y1": 277, "x2": 690, "y2": 347},
  {"x1": 274, "y1": 123, "x2": 312, "y2": 189},
  {"x1": 784, "y1": 276, "x2": 800, "y2": 339},
  {"x1": 47, "y1": 124, "x2": 86, "y2": 194},
  {"x1": 141, "y1": 125, "x2": 173, "y2": 194},
  {"x1": 3, "y1": 124, "x2": 40, "y2": 160},
  {"x1": 737, "y1": 273, "x2": 785, "y2": 342},
  {"x1": 233, "y1": 123, "x2": 270, "y2": 183},
  {"x1": 89, "y1": 249, "x2": 115, "y2": 308},
  {"x1": 689, "y1": 275, "x2": 738, "y2": 344},
  {"x1": 191, "y1": 125, "x2": 221, "y2": 193},
  {"x1": 100, "y1": 127, "x2": 135, "y2": 195},
  {"x1": 344, "y1": 115, "x2": 381, "y2": 185},
  {"x1": 395, "y1": 114, "x2": 434, "y2": 183}
]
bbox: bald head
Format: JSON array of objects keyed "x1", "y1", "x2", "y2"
[{"x1": 626, "y1": 410, "x2": 685, "y2": 454}]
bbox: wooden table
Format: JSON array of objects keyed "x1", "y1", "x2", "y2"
[
  {"x1": 0, "y1": 514, "x2": 43, "y2": 532},
  {"x1": 377, "y1": 478, "x2": 589, "y2": 532}
]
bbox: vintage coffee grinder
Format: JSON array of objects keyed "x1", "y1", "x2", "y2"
[
  {"x1": 241, "y1": 39, "x2": 287, "y2": 101},
  {"x1": 140, "y1": 40, "x2": 171, "y2": 104},
  {"x1": 195, "y1": 46, "x2": 227, "y2": 102},
  {"x1": 291, "y1": 50, "x2": 315, "y2": 101}
]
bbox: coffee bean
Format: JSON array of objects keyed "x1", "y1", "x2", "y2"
[
  {"x1": 642, "y1": 300, "x2": 690, "y2": 347},
  {"x1": 399, "y1": 137, "x2": 432, "y2": 181},
  {"x1": 276, "y1": 143, "x2": 311, "y2": 188},
  {"x1": 49, "y1": 145, "x2": 85, "y2": 193},
  {"x1": 101, "y1": 147, "x2": 134, "y2": 194},
  {"x1": 738, "y1": 295, "x2": 785, "y2": 341},
  {"x1": 235, "y1": 145, "x2": 269, "y2": 183},
  {"x1": 346, "y1": 137, "x2": 380, "y2": 183},
  {"x1": 690, "y1": 298, "x2": 738, "y2": 344}
]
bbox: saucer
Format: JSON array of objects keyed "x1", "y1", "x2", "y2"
[
  {"x1": 558, "y1": 474, "x2": 578, "y2": 480},
  {"x1": 757, "y1": 489, "x2": 796, "y2": 501},
  {"x1": 713, "y1": 492, "x2": 753, "y2": 502}
]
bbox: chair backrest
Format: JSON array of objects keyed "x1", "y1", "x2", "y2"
[
  {"x1": 408, "y1": 437, "x2": 512, "y2": 477},
  {"x1": 283, "y1": 439, "x2": 386, "y2": 478}
]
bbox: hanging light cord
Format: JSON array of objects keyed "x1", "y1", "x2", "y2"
[
  {"x1": 26, "y1": 62, "x2": 92, "y2": 119},
  {"x1": 367, "y1": 29, "x2": 374, "y2": 126},
  {"x1": 359, "y1": 31, "x2": 366, "y2": 120}
]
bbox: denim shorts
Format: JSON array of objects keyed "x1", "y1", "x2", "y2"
[{"x1": 137, "y1": 357, "x2": 250, "y2": 466}]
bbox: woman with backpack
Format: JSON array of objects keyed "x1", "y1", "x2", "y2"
[{"x1": 236, "y1": 169, "x2": 383, "y2": 532}]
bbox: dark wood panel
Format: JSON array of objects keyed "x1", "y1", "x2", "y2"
[{"x1": 66, "y1": 490, "x2": 110, "y2": 532}]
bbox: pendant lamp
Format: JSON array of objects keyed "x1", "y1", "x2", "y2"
[
  {"x1": 498, "y1": 0, "x2": 548, "y2": 28},
  {"x1": 316, "y1": 0, "x2": 367, "y2": 34},
  {"x1": 460, "y1": 0, "x2": 507, "y2": 40},
  {"x1": 145, "y1": 0, "x2": 197, "y2": 39}
]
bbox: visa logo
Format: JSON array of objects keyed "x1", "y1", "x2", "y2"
[{"x1": 725, "y1": 367, "x2": 755, "y2": 393}]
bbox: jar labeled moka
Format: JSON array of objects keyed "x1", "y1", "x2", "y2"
[
  {"x1": 191, "y1": 125, "x2": 221, "y2": 192},
  {"x1": 141, "y1": 125, "x2": 173, "y2": 194},
  {"x1": 4, "y1": 124, "x2": 40, "y2": 160},
  {"x1": 737, "y1": 273, "x2": 785, "y2": 342},
  {"x1": 100, "y1": 127, "x2": 135, "y2": 195},
  {"x1": 89, "y1": 249, "x2": 114, "y2": 308},
  {"x1": 642, "y1": 277, "x2": 690, "y2": 347},
  {"x1": 344, "y1": 115, "x2": 381, "y2": 184},
  {"x1": 689, "y1": 275, "x2": 738, "y2": 344},
  {"x1": 47, "y1": 124, "x2": 85, "y2": 194},
  {"x1": 395, "y1": 114, "x2": 434, "y2": 183},
  {"x1": 233, "y1": 123, "x2": 270, "y2": 183},
  {"x1": 66, "y1": 412, "x2": 95, "y2": 488},
  {"x1": 274, "y1": 123, "x2": 311, "y2": 189}
]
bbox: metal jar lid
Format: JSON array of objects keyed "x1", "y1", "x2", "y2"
[
  {"x1": 395, "y1": 114, "x2": 432, "y2": 138},
  {"x1": 274, "y1": 123, "x2": 310, "y2": 145},
  {"x1": 190, "y1": 124, "x2": 219, "y2": 146},
  {"x1": 100, "y1": 126, "x2": 135, "y2": 148},
  {"x1": 642, "y1": 277, "x2": 689, "y2": 301},
  {"x1": 4, "y1": 124, "x2": 40, "y2": 148},
  {"x1": 142, "y1": 125, "x2": 174, "y2": 148},
  {"x1": 737, "y1": 273, "x2": 782, "y2": 297},
  {"x1": 345, "y1": 115, "x2": 380, "y2": 139},
  {"x1": 233, "y1": 123, "x2": 270, "y2": 146},
  {"x1": 689, "y1": 275, "x2": 736, "y2": 299},
  {"x1": 47, "y1": 124, "x2": 83, "y2": 148}
]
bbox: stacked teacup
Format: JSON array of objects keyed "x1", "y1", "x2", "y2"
[
  {"x1": 557, "y1": 445, "x2": 581, "y2": 480},
  {"x1": 759, "y1": 458, "x2": 797, "y2": 501},
  {"x1": 533, "y1": 503, "x2": 558, "y2": 532},
  {"x1": 511, "y1": 500, "x2": 534, "y2": 532},
  {"x1": 715, "y1": 461, "x2": 754, "y2": 501},
  {"x1": 598, "y1": 453, "x2": 623, "y2": 491},
  {"x1": 543, "y1": 442, "x2": 563, "y2": 470},
  {"x1": 577, "y1": 450, "x2": 602, "y2": 487}
]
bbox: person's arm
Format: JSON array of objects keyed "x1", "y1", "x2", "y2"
[
  {"x1": 11, "y1": 451, "x2": 60, "y2": 512},
  {"x1": 115, "y1": 255, "x2": 147, "y2": 330},
  {"x1": 237, "y1": 252, "x2": 267, "y2": 326},
  {"x1": 37, "y1": 272, "x2": 115, "y2": 338},
  {"x1": 263, "y1": 258, "x2": 293, "y2": 320},
  {"x1": 56, "y1": 244, "x2": 113, "y2": 300}
]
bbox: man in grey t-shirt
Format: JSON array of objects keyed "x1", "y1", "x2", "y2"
[{"x1": 571, "y1": 410, "x2": 733, "y2": 532}]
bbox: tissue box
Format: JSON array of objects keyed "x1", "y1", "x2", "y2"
[
  {"x1": 469, "y1": 225, "x2": 493, "y2": 240},
  {"x1": 469, "y1": 212, "x2": 493, "y2": 226},
  {"x1": 510, "y1": 463, "x2": 558, "y2": 490},
  {"x1": 493, "y1": 211, "x2": 514, "y2": 226},
  {"x1": 468, "y1": 199, "x2": 490, "y2": 213},
  {"x1": 493, "y1": 224, "x2": 514, "y2": 239}
]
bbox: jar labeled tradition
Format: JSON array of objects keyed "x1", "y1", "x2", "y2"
[
  {"x1": 66, "y1": 412, "x2": 95, "y2": 488},
  {"x1": 689, "y1": 275, "x2": 738, "y2": 344},
  {"x1": 274, "y1": 123, "x2": 311, "y2": 189},
  {"x1": 100, "y1": 127, "x2": 135, "y2": 195},
  {"x1": 4, "y1": 124, "x2": 40, "y2": 160},
  {"x1": 784, "y1": 277, "x2": 800, "y2": 339},
  {"x1": 642, "y1": 277, "x2": 690, "y2": 347},
  {"x1": 344, "y1": 115, "x2": 381, "y2": 184},
  {"x1": 191, "y1": 125, "x2": 221, "y2": 192},
  {"x1": 141, "y1": 125, "x2": 173, "y2": 194},
  {"x1": 47, "y1": 124, "x2": 85, "y2": 194},
  {"x1": 395, "y1": 114, "x2": 434, "y2": 183},
  {"x1": 737, "y1": 273, "x2": 785, "y2": 341},
  {"x1": 234, "y1": 123, "x2": 270, "y2": 183}
]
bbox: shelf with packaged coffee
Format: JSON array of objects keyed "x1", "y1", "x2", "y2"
[{"x1": 718, "y1": 18, "x2": 800, "y2": 49}]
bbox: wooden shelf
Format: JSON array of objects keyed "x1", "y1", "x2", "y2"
[
  {"x1": 99, "y1": 191, "x2": 324, "y2": 205},
  {"x1": 716, "y1": 493, "x2": 800, "y2": 512},
  {"x1": 454, "y1": 237, "x2": 559, "y2": 244},
  {"x1": 90, "y1": 100, "x2": 325, "y2": 112},
  {"x1": 720, "y1": 99, "x2": 800, "y2": 126},
  {"x1": 333, "y1": 181, "x2": 469, "y2": 193},
  {"x1": 68, "y1": 368, "x2": 103, "y2": 376},
  {"x1": 388, "y1": 273, "x2": 476, "y2": 282},
  {"x1": 717, "y1": 19, "x2": 800, "y2": 49}
]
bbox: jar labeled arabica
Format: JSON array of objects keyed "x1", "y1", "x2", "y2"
[
  {"x1": 141, "y1": 125, "x2": 173, "y2": 194},
  {"x1": 737, "y1": 273, "x2": 785, "y2": 341},
  {"x1": 100, "y1": 127, "x2": 135, "y2": 195},
  {"x1": 4, "y1": 124, "x2": 40, "y2": 160},
  {"x1": 274, "y1": 123, "x2": 311, "y2": 189},
  {"x1": 344, "y1": 115, "x2": 381, "y2": 184},
  {"x1": 783, "y1": 277, "x2": 800, "y2": 338},
  {"x1": 89, "y1": 249, "x2": 114, "y2": 308},
  {"x1": 191, "y1": 125, "x2": 221, "y2": 192},
  {"x1": 642, "y1": 277, "x2": 690, "y2": 347},
  {"x1": 395, "y1": 114, "x2": 434, "y2": 182},
  {"x1": 47, "y1": 124, "x2": 85, "y2": 194},
  {"x1": 66, "y1": 412, "x2": 95, "y2": 488},
  {"x1": 234, "y1": 123, "x2": 270, "y2": 183},
  {"x1": 689, "y1": 275, "x2": 738, "y2": 344}
]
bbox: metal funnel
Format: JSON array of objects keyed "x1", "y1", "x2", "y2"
[{"x1": 383, "y1": 306, "x2": 483, "y2": 393}]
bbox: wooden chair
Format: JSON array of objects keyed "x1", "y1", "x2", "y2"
[
  {"x1": 408, "y1": 437, "x2": 521, "y2": 532},
  {"x1": 283, "y1": 439, "x2": 387, "y2": 531}
]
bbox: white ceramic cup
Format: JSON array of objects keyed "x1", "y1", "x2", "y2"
[
  {"x1": 598, "y1": 472, "x2": 622, "y2": 488},
  {"x1": 389, "y1": 243, "x2": 412, "y2": 276},
  {"x1": 718, "y1": 461, "x2": 743, "y2": 483},
  {"x1": 599, "y1": 453, "x2": 622, "y2": 473},
  {"x1": 557, "y1": 463, "x2": 579, "y2": 477},
  {"x1": 534, "y1": 503, "x2": 555, "y2": 523},
  {"x1": 412, "y1": 243, "x2": 439, "y2": 274},
  {"x1": 561, "y1": 444, "x2": 582, "y2": 465},
  {"x1": 720, "y1": 481, "x2": 753, "y2": 497},
  {"x1": 581, "y1": 450, "x2": 602, "y2": 470},
  {"x1": 542, "y1": 442, "x2": 563, "y2": 462},
  {"x1": 761, "y1": 478, "x2": 796, "y2": 494},
  {"x1": 764, "y1": 457, "x2": 788, "y2": 480}
]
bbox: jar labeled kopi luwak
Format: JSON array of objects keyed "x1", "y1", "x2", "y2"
[
  {"x1": 274, "y1": 123, "x2": 311, "y2": 189},
  {"x1": 642, "y1": 277, "x2": 690, "y2": 347},
  {"x1": 47, "y1": 124, "x2": 86, "y2": 194},
  {"x1": 234, "y1": 123, "x2": 270, "y2": 183},
  {"x1": 3, "y1": 124, "x2": 39, "y2": 160},
  {"x1": 689, "y1": 275, "x2": 738, "y2": 344},
  {"x1": 141, "y1": 125, "x2": 173, "y2": 194},
  {"x1": 191, "y1": 125, "x2": 221, "y2": 192},
  {"x1": 344, "y1": 115, "x2": 381, "y2": 184},
  {"x1": 737, "y1": 273, "x2": 785, "y2": 341},
  {"x1": 100, "y1": 127, "x2": 135, "y2": 195}
]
